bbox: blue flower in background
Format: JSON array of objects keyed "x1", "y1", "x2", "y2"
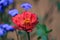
[
  {"x1": 0, "y1": 0, "x2": 5, "y2": 4},
  {"x1": 0, "y1": 6, "x2": 2, "y2": 12},
  {"x1": 0, "y1": 6, "x2": 4, "y2": 13},
  {"x1": 0, "y1": 0, "x2": 14, "y2": 7},
  {"x1": 6, "y1": 25, "x2": 14, "y2": 31},
  {"x1": 3, "y1": 0, "x2": 14, "y2": 6},
  {"x1": 2, "y1": 0, "x2": 8, "y2": 6},
  {"x1": 0, "y1": 24, "x2": 14, "y2": 36},
  {"x1": 0, "y1": 0, "x2": 8, "y2": 6},
  {"x1": 8, "y1": 9, "x2": 18, "y2": 17},
  {"x1": 21, "y1": 2, "x2": 32, "y2": 10},
  {"x1": 0, "y1": 28, "x2": 6, "y2": 36},
  {"x1": 8, "y1": 0, "x2": 14, "y2": 5},
  {"x1": 0, "y1": 0, "x2": 14, "y2": 13},
  {"x1": 2, "y1": 24, "x2": 14, "y2": 31}
]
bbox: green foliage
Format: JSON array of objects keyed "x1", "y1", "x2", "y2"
[
  {"x1": 0, "y1": 11, "x2": 11, "y2": 24},
  {"x1": 41, "y1": 35, "x2": 48, "y2": 40},
  {"x1": 57, "y1": 2, "x2": 60, "y2": 11},
  {"x1": 2, "y1": 14, "x2": 11, "y2": 24},
  {"x1": 0, "y1": 13, "x2": 3, "y2": 22},
  {"x1": 0, "y1": 37, "x2": 2, "y2": 40},
  {"x1": 36, "y1": 23, "x2": 52, "y2": 40}
]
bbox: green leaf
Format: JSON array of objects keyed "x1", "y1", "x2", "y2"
[
  {"x1": 36, "y1": 23, "x2": 48, "y2": 36},
  {"x1": 46, "y1": 29, "x2": 52, "y2": 34},
  {"x1": 36, "y1": 23, "x2": 52, "y2": 40},
  {"x1": 41, "y1": 35, "x2": 48, "y2": 40},
  {"x1": 57, "y1": 2, "x2": 60, "y2": 11}
]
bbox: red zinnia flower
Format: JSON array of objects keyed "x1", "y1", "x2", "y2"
[{"x1": 12, "y1": 11, "x2": 38, "y2": 32}]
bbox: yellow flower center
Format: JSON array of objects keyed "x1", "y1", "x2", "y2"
[{"x1": 24, "y1": 19, "x2": 30, "y2": 24}]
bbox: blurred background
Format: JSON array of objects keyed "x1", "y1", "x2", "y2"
[{"x1": 1, "y1": 0, "x2": 60, "y2": 40}]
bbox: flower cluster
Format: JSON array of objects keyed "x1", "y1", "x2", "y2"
[
  {"x1": 0, "y1": 24, "x2": 14, "y2": 36},
  {"x1": 0, "y1": 0, "x2": 14, "y2": 13},
  {"x1": 8, "y1": 3, "x2": 38, "y2": 32}
]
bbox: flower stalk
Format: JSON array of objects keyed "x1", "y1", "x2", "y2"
[{"x1": 27, "y1": 32, "x2": 30, "y2": 40}]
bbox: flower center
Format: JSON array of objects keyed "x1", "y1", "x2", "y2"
[{"x1": 24, "y1": 19, "x2": 30, "y2": 24}]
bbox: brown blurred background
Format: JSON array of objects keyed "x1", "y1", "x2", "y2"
[{"x1": 7, "y1": 0, "x2": 60, "y2": 40}]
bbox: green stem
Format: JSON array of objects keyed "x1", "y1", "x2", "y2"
[
  {"x1": 0, "y1": 13, "x2": 3, "y2": 23},
  {"x1": 27, "y1": 32, "x2": 30, "y2": 40}
]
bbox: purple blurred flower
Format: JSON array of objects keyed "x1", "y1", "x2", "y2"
[
  {"x1": 1, "y1": 24, "x2": 14, "y2": 31},
  {"x1": 2, "y1": 0, "x2": 8, "y2": 6},
  {"x1": 6, "y1": 25, "x2": 14, "y2": 31},
  {"x1": 0, "y1": 0, "x2": 14, "y2": 13},
  {"x1": 0, "y1": 6, "x2": 2, "y2": 12},
  {"x1": 21, "y1": 3, "x2": 32, "y2": 10},
  {"x1": 0, "y1": 0, "x2": 8, "y2": 6},
  {"x1": 0, "y1": 0, "x2": 5, "y2": 4},
  {"x1": 0, "y1": 6, "x2": 4, "y2": 13},
  {"x1": 8, "y1": 0, "x2": 14, "y2": 5},
  {"x1": 0, "y1": 24, "x2": 14, "y2": 36},
  {"x1": 3, "y1": 0, "x2": 14, "y2": 6},
  {"x1": 8, "y1": 9, "x2": 18, "y2": 17},
  {"x1": 0, "y1": 24, "x2": 14, "y2": 32},
  {"x1": 0, "y1": 28, "x2": 6, "y2": 36},
  {"x1": 0, "y1": 0, "x2": 14, "y2": 7}
]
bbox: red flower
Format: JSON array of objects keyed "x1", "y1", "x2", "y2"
[{"x1": 12, "y1": 11, "x2": 38, "y2": 32}]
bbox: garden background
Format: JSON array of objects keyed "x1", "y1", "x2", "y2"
[{"x1": 3, "y1": 0, "x2": 60, "y2": 40}]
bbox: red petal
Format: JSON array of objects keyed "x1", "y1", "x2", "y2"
[{"x1": 31, "y1": 13, "x2": 38, "y2": 24}]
